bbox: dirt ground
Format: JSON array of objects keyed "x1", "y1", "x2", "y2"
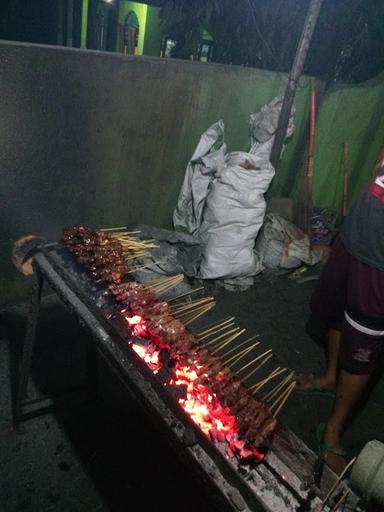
[{"x1": 1, "y1": 272, "x2": 383, "y2": 511}]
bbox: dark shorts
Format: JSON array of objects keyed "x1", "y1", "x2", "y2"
[{"x1": 310, "y1": 238, "x2": 384, "y2": 374}]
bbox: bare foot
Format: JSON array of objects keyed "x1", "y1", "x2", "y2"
[
  {"x1": 322, "y1": 451, "x2": 347, "y2": 474},
  {"x1": 322, "y1": 426, "x2": 347, "y2": 474},
  {"x1": 294, "y1": 373, "x2": 336, "y2": 392}
]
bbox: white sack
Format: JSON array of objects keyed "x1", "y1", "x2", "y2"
[
  {"x1": 173, "y1": 121, "x2": 226, "y2": 234},
  {"x1": 255, "y1": 213, "x2": 321, "y2": 269},
  {"x1": 198, "y1": 152, "x2": 275, "y2": 279}
]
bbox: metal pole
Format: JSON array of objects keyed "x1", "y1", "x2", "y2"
[{"x1": 270, "y1": 0, "x2": 324, "y2": 168}]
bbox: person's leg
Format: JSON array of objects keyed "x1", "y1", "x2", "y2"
[
  {"x1": 295, "y1": 238, "x2": 349, "y2": 391},
  {"x1": 322, "y1": 369, "x2": 371, "y2": 473},
  {"x1": 295, "y1": 328, "x2": 341, "y2": 391}
]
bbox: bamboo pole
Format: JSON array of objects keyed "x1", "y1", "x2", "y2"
[
  {"x1": 319, "y1": 457, "x2": 357, "y2": 511},
  {"x1": 270, "y1": 0, "x2": 324, "y2": 168}
]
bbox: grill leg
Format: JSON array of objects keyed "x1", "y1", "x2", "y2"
[{"x1": 13, "y1": 270, "x2": 43, "y2": 429}]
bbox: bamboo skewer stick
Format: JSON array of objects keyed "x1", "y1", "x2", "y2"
[
  {"x1": 196, "y1": 317, "x2": 236, "y2": 338},
  {"x1": 212, "y1": 333, "x2": 251, "y2": 354},
  {"x1": 231, "y1": 348, "x2": 271, "y2": 374},
  {"x1": 183, "y1": 304, "x2": 216, "y2": 326},
  {"x1": 211, "y1": 328, "x2": 246, "y2": 354},
  {"x1": 168, "y1": 287, "x2": 204, "y2": 303},
  {"x1": 219, "y1": 336, "x2": 259, "y2": 360},
  {"x1": 271, "y1": 382, "x2": 296, "y2": 417},
  {"x1": 329, "y1": 490, "x2": 350, "y2": 512},
  {"x1": 269, "y1": 381, "x2": 295, "y2": 413},
  {"x1": 263, "y1": 371, "x2": 295, "y2": 403},
  {"x1": 99, "y1": 226, "x2": 129, "y2": 232},
  {"x1": 226, "y1": 344, "x2": 259, "y2": 368},
  {"x1": 238, "y1": 349, "x2": 272, "y2": 375},
  {"x1": 198, "y1": 322, "x2": 236, "y2": 342},
  {"x1": 145, "y1": 275, "x2": 184, "y2": 295},
  {"x1": 127, "y1": 260, "x2": 162, "y2": 273},
  {"x1": 171, "y1": 297, "x2": 214, "y2": 314},
  {"x1": 204, "y1": 328, "x2": 241, "y2": 348},
  {"x1": 242, "y1": 353, "x2": 273, "y2": 382},
  {"x1": 251, "y1": 367, "x2": 287, "y2": 394},
  {"x1": 319, "y1": 457, "x2": 357, "y2": 511},
  {"x1": 175, "y1": 301, "x2": 216, "y2": 320}
]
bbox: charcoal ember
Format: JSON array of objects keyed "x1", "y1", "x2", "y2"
[{"x1": 168, "y1": 383, "x2": 188, "y2": 401}]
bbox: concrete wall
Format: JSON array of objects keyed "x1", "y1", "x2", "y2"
[{"x1": 0, "y1": 41, "x2": 314, "y2": 305}]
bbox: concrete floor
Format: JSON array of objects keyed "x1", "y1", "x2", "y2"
[{"x1": 1, "y1": 273, "x2": 384, "y2": 511}]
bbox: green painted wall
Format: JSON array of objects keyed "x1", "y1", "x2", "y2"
[
  {"x1": 119, "y1": 1, "x2": 148, "y2": 56},
  {"x1": 143, "y1": 6, "x2": 162, "y2": 57}
]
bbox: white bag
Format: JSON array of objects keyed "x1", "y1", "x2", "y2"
[
  {"x1": 198, "y1": 152, "x2": 275, "y2": 279},
  {"x1": 255, "y1": 213, "x2": 321, "y2": 269},
  {"x1": 173, "y1": 121, "x2": 226, "y2": 234}
]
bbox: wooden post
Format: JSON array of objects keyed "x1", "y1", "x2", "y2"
[
  {"x1": 303, "y1": 84, "x2": 317, "y2": 241},
  {"x1": 342, "y1": 142, "x2": 349, "y2": 217},
  {"x1": 270, "y1": 0, "x2": 324, "y2": 168}
]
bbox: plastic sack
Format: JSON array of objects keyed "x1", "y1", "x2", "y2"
[
  {"x1": 249, "y1": 97, "x2": 295, "y2": 159},
  {"x1": 255, "y1": 213, "x2": 321, "y2": 269},
  {"x1": 173, "y1": 121, "x2": 226, "y2": 234},
  {"x1": 198, "y1": 152, "x2": 275, "y2": 279}
]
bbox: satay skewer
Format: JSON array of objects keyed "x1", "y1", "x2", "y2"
[
  {"x1": 175, "y1": 301, "x2": 216, "y2": 320},
  {"x1": 171, "y1": 297, "x2": 215, "y2": 314},
  {"x1": 197, "y1": 322, "x2": 236, "y2": 342},
  {"x1": 168, "y1": 287, "x2": 204, "y2": 303},
  {"x1": 196, "y1": 317, "x2": 236, "y2": 338},
  {"x1": 242, "y1": 352, "x2": 273, "y2": 382},
  {"x1": 127, "y1": 261, "x2": 163, "y2": 273},
  {"x1": 183, "y1": 304, "x2": 216, "y2": 326},
  {"x1": 226, "y1": 343, "x2": 259, "y2": 367},
  {"x1": 271, "y1": 382, "x2": 296, "y2": 417},
  {"x1": 219, "y1": 336, "x2": 259, "y2": 360},
  {"x1": 319, "y1": 457, "x2": 357, "y2": 511},
  {"x1": 329, "y1": 490, "x2": 350, "y2": 512},
  {"x1": 212, "y1": 328, "x2": 246, "y2": 354},
  {"x1": 263, "y1": 371, "x2": 295, "y2": 402},
  {"x1": 238, "y1": 349, "x2": 272, "y2": 374},
  {"x1": 251, "y1": 367, "x2": 287, "y2": 394},
  {"x1": 203, "y1": 327, "x2": 241, "y2": 348},
  {"x1": 99, "y1": 226, "x2": 129, "y2": 232}
]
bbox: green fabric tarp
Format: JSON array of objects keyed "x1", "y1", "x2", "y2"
[{"x1": 273, "y1": 72, "x2": 384, "y2": 215}]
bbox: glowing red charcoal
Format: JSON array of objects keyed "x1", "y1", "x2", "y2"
[{"x1": 123, "y1": 311, "x2": 264, "y2": 463}]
